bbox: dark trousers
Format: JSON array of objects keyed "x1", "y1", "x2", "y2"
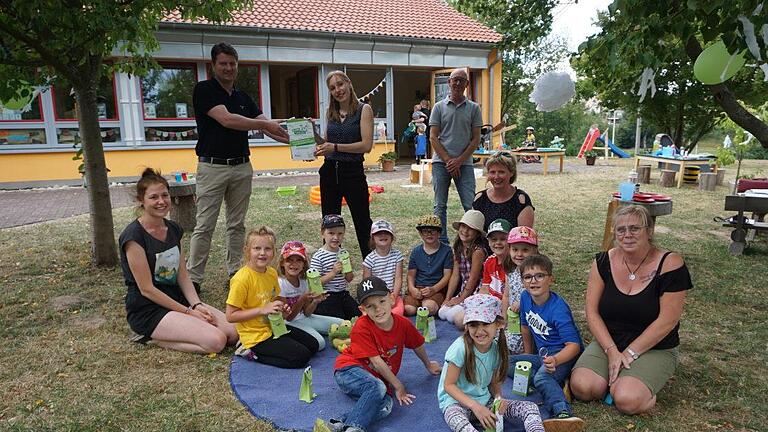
[
  {"x1": 319, "y1": 160, "x2": 372, "y2": 258},
  {"x1": 314, "y1": 290, "x2": 361, "y2": 320},
  {"x1": 249, "y1": 326, "x2": 319, "y2": 369}
]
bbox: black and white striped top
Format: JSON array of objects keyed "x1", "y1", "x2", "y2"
[
  {"x1": 363, "y1": 249, "x2": 404, "y2": 293},
  {"x1": 309, "y1": 247, "x2": 349, "y2": 292}
]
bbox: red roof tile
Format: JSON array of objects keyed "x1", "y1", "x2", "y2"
[{"x1": 163, "y1": 0, "x2": 501, "y2": 44}]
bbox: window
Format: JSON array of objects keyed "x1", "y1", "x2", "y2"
[
  {"x1": 57, "y1": 127, "x2": 121, "y2": 145},
  {"x1": 141, "y1": 64, "x2": 197, "y2": 119},
  {"x1": 52, "y1": 74, "x2": 118, "y2": 120},
  {"x1": 269, "y1": 65, "x2": 317, "y2": 119},
  {"x1": 0, "y1": 93, "x2": 43, "y2": 121},
  {"x1": 0, "y1": 128, "x2": 46, "y2": 145},
  {"x1": 346, "y1": 69, "x2": 387, "y2": 119}
]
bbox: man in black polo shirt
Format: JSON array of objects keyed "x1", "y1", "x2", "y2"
[{"x1": 188, "y1": 42, "x2": 289, "y2": 290}]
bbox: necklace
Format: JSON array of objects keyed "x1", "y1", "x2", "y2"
[{"x1": 622, "y1": 249, "x2": 652, "y2": 281}]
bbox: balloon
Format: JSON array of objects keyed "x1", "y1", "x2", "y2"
[{"x1": 693, "y1": 40, "x2": 746, "y2": 85}]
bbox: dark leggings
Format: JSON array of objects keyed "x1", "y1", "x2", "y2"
[
  {"x1": 319, "y1": 160, "x2": 373, "y2": 258},
  {"x1": 314, "y1": 290, "x2": 361, "y2": 321},
  {"x1": 249, "y1": 326, "x2": 319, "y2": 369}
]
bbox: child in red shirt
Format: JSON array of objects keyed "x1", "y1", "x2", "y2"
[{"x1": 330, "y1": 276, "x2": 442, "y2": 432}]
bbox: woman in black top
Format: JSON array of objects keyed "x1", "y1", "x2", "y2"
[
  {"x1": 570, "y1": 205, "x2": 692, "y2": 414},
  {"x1": 472, "y1": 151, "x2": 534, "y2": 232},
  {"x1": 119, "y1": 168, "x2": 237, "y2": 353},
  {"x1": 314, "y1": 71, "x2": 374, "y2": 257}
]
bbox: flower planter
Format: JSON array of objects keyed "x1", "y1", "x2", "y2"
[
  {"x1": 381, "y1": 160, "x2": 395, "y2": 172},
  {"x1": 585, "y1": 156, "x2": 596, "y2": 166}
]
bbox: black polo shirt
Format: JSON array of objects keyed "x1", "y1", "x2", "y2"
[{"x1": 193, "y1": 78, "x2": 262, "y2": 159}]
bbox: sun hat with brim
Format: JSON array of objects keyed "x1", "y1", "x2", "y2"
[
  {"x1": 280, "y1": 241, "x2": 307, "y2": 260},
  {"x1": 452, "y1": 210, "x2": 485, "y2": 235},
  {"x1": 463, "y1": 293, "x2": 502, "y2": 324},
  {"x1": 486, "y1": 218, "x2": 512, "y2": 237},
  {"x1": 507, "y1": 226, "x2": 538, "y2": 246},
  {"x1": 357, "y1": 276, "x2": 390, "y2": 303},
  {"x1": 416, "y1": 215, "x2": 442, "y2": 231},
  {"x1": 371, "y1": 219, "x2": 395, "y2": 236}
]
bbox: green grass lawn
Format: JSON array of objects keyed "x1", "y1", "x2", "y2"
[{"x1": 1, "y1": 157, "x2": 766, "y2": 431}]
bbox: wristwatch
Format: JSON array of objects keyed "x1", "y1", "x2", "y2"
[{"x1": 627, "y1": 347, "x2": 639, "y2": 360}]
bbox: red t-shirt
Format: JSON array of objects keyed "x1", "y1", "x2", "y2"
[
  {"x1": 481, "y1": 255, "x2": 506, "y2": 300},
  {"x1": 334, "y1": 314, "x2": 425, "y2": 380}
]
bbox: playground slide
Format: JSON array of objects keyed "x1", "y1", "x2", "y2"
[
  {"x1": 598, "y1": 134, "x2": 631, "y2": 158},
  {"x1": 577, "y1": 127, "x2": 601, "y2": 158}
]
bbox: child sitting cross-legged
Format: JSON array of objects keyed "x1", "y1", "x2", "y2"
[
  {"x1": 362, "y1": 219, "x2": 405, "y2": 315},
  {"x1": 328, "y1": 276, "x2": 443, "y2": 432},
  {"x1": 226, "y1": 226, "x2": 319, "y2": 369},
  {"x1": 404, "y1": 215, "x2": 454, "y2": 316},
  {"x1": 277, "y1": 240, "x2": 343, "y2": 351},
  {"x1": 437, "y1": 293, "x2": 547, "y2": 432},
  {"x1": 511, "y1": 254, "x2": 586, "y2": 431},
  {"x1": 310, "y1": 214, "x2": 360, "y2": 320}
]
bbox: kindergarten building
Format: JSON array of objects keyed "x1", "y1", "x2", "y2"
[{"x1": 0, "y1": 0, "x2": 502, "y2": 184}]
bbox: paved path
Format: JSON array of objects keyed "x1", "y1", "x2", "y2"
[{"x1": 0, "y1": 158, "x2": 600, "y2": 229}]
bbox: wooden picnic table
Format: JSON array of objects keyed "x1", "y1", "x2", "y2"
[
  {"x1": 722, "y1": 194, "x2": 768, "y2": 255},
  {"x1": 474, "y1": 150, "x2": 565, "y2": 175},
  {"x1": 634, "y1": 154, "x2": 715, "y2": 188}
]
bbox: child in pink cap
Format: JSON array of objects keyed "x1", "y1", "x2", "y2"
[{"x1": 505, "y1": 226, "x2": 540, "y2": 354}]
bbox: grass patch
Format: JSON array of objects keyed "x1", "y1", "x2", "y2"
[{"x1": 1, "y1": 157, "x2": 766, "y2": 431}]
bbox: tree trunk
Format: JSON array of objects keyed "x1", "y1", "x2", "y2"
[
  {"x1": 74, "y1": 81, "x2": 118, "y2": 267},
  {"x1": 685, "y1": 36, "x2": 768, "y2": 149}
]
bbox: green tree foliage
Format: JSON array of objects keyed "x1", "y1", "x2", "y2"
[
  {"x1": 0, "y1": 0, "x2": 245, "y2": 266},
  {"x1": 572, "y1": 0, "x2": 768, "y2": 150}
]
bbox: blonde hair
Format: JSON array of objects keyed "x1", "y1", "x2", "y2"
[
  {"x1": 242, "y1": 226, "x2": 277, "y2": 267},
  {"x1": 462, "y1": 318, "x2": 509, "y2": 385},
  {"x1": 484, "y1": 151, "x2": 518, "y2": 184},
  {"x1": 612, "y1": 205, "x2": 654, "y2": 243},
  {"x1": 325, "y1": 71, "x2": 360, "y2": 123}
]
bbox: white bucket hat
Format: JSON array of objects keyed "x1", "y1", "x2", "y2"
[{"x1": 452, "y1": 210, "x2": 486, "y2": 235}]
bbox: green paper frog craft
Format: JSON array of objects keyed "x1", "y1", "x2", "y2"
[{"x1": 328, "y1": 318, "x2": 356, "y2": 352}]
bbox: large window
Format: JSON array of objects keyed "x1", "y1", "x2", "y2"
[
  {"x1": 141, "y1": 64, "x2": 197, "y2": 119},
  {"x1": 0, "y1": 95, "x2": 43, "y2": 122},
  {"x1": 53, "y1": 74, "x2": 117, "y2": 120},
  {"x1": 269, "y1": 65, "x2": 317, "y2": 119},
  {"x1": 0, "y1": 128, "x2": 46, "y2": 145}
]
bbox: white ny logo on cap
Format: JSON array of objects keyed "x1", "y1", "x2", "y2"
[{"x1": 362, "y1": 280, "x2": 373, "y2": 291}]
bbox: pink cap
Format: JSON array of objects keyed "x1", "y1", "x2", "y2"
[
  {"x1": 507, "y1": 226, "x2": 538, "y2": 246},
  {"x1": 280, "y1": 241, "x2": 307, "y2": 260}
]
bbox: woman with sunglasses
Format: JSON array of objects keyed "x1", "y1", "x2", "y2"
[
  {"x1": 472, "y1": 151, "x2": 534, "y2": 232},
  {"x1": 570, "y1": 205, "x2": 692, "y2": 414}
]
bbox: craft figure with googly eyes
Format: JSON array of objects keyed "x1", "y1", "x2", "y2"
[
  {"x1": 415, "y1": 306, "x2": 436, "y2": 342},
  {"x1": 511, "y1": 360, "x2": 533, "y2": 396}
]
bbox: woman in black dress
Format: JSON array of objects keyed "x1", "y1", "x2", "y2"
[
  {"x1": 314, "y1": 70, "x2": 374, "y2": 257},
  {"x1": 119, "y1": 168, "x2": 237, "y2": 353},
  {"x1": 472, "y1": 151, "x2": 534, "y2": 231}
]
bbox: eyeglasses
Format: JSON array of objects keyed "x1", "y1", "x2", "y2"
[
  {"x1": 522, "y1": 273, "x2": 550, "y2": 283},
  {"x1": 450, "y1": 77, "x2": 468, "y2": 84},
  {"x1": 614, "y1": 225, "x2": 646, "y2": 236}
]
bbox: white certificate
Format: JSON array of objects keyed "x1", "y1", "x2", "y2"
[{"x1": 287, "y1": 119, "x2": 316, "y2": 161}]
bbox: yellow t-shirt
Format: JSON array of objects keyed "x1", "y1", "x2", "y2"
[{"x1": 226, "y1": 266, "x2": 281, "y2": 348}]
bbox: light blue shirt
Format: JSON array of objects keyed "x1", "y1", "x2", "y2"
[{"x1": 437, "y1": 336, "x2": 500, "y2": 412}]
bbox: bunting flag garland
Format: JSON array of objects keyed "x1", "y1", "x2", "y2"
[
  {"x1": 358, "y1": 76, "x2": 386, "y2": 103},
  {"x1": 145, "y1": 127, "x2": 198, "y2": 140}
]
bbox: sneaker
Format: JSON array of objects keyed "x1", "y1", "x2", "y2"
[
  {"x1": 543, "y1": 412, "x2": 585, "y2": 432},
  {"x1": 327, "y1": 419, "x2": 346, "y2": 432},
  {"x1": 312, "y1": 419, "x2": 344, "y2": 432},
  {"x1": 234, "y1": 342, "x2": 257, "y2": 361},
  {"x1": 129, "y1": 332, "x2": 152, "y2": 345}
]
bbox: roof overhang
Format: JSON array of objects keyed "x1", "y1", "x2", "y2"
[{"x1": 149, "y1": 22, "x2": 495, "y2": 69}]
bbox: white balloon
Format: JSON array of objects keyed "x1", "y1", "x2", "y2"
[{"x1": 528, "y1": 71, "x2": 575, "y2": 112}]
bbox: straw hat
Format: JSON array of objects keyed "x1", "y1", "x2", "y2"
[{"x1": 452, "y1": 210, "x2": 485, "y2": 235}]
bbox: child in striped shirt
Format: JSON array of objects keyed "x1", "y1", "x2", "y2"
[
  {"x1": 309, "y1": 214, "x2": 360, "y2": 320},
  {"x1": 362, "y1": 219, "x2": 405, "y2": 315}
]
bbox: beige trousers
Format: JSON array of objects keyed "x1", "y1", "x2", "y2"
[{"x1": 187, "y1": 161, "x2": 253, "y2": 284}]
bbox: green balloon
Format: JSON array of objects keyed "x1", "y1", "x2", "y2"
[{"x1": 694, "y1": 40, "x2": 746, "y2": 85}]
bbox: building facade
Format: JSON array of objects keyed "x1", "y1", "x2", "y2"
[{"x1": 0, "y1": 0, "x2": 502, "y2": 184}]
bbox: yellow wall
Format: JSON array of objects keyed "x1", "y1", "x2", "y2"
[{"x1": 0, "y1": 142, "x2": 393, "y2": 183}]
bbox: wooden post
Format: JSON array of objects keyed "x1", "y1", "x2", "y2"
[
  {"x1": 637, "y1": 165, "x2": 651, "y2": 184},
  {"x1": 699, "y1": 172, "x2": 717, "y2": 191},
  {"x1": 716, "y1": 168, "x2": 726, "y2": 186},
  {"x1": 169, "y1": 182, "x2": 197, "y2": 232},
  {"x1": 659, "y1": 169, "x2": 676, "y2": 187}
]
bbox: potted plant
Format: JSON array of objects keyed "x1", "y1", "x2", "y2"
[
  {"x1": 378, "y1": 151, "x2": 398, "y2": 172},
  {"x1": 584, "y1": 149, "x2": 598, "y2": 166}
]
